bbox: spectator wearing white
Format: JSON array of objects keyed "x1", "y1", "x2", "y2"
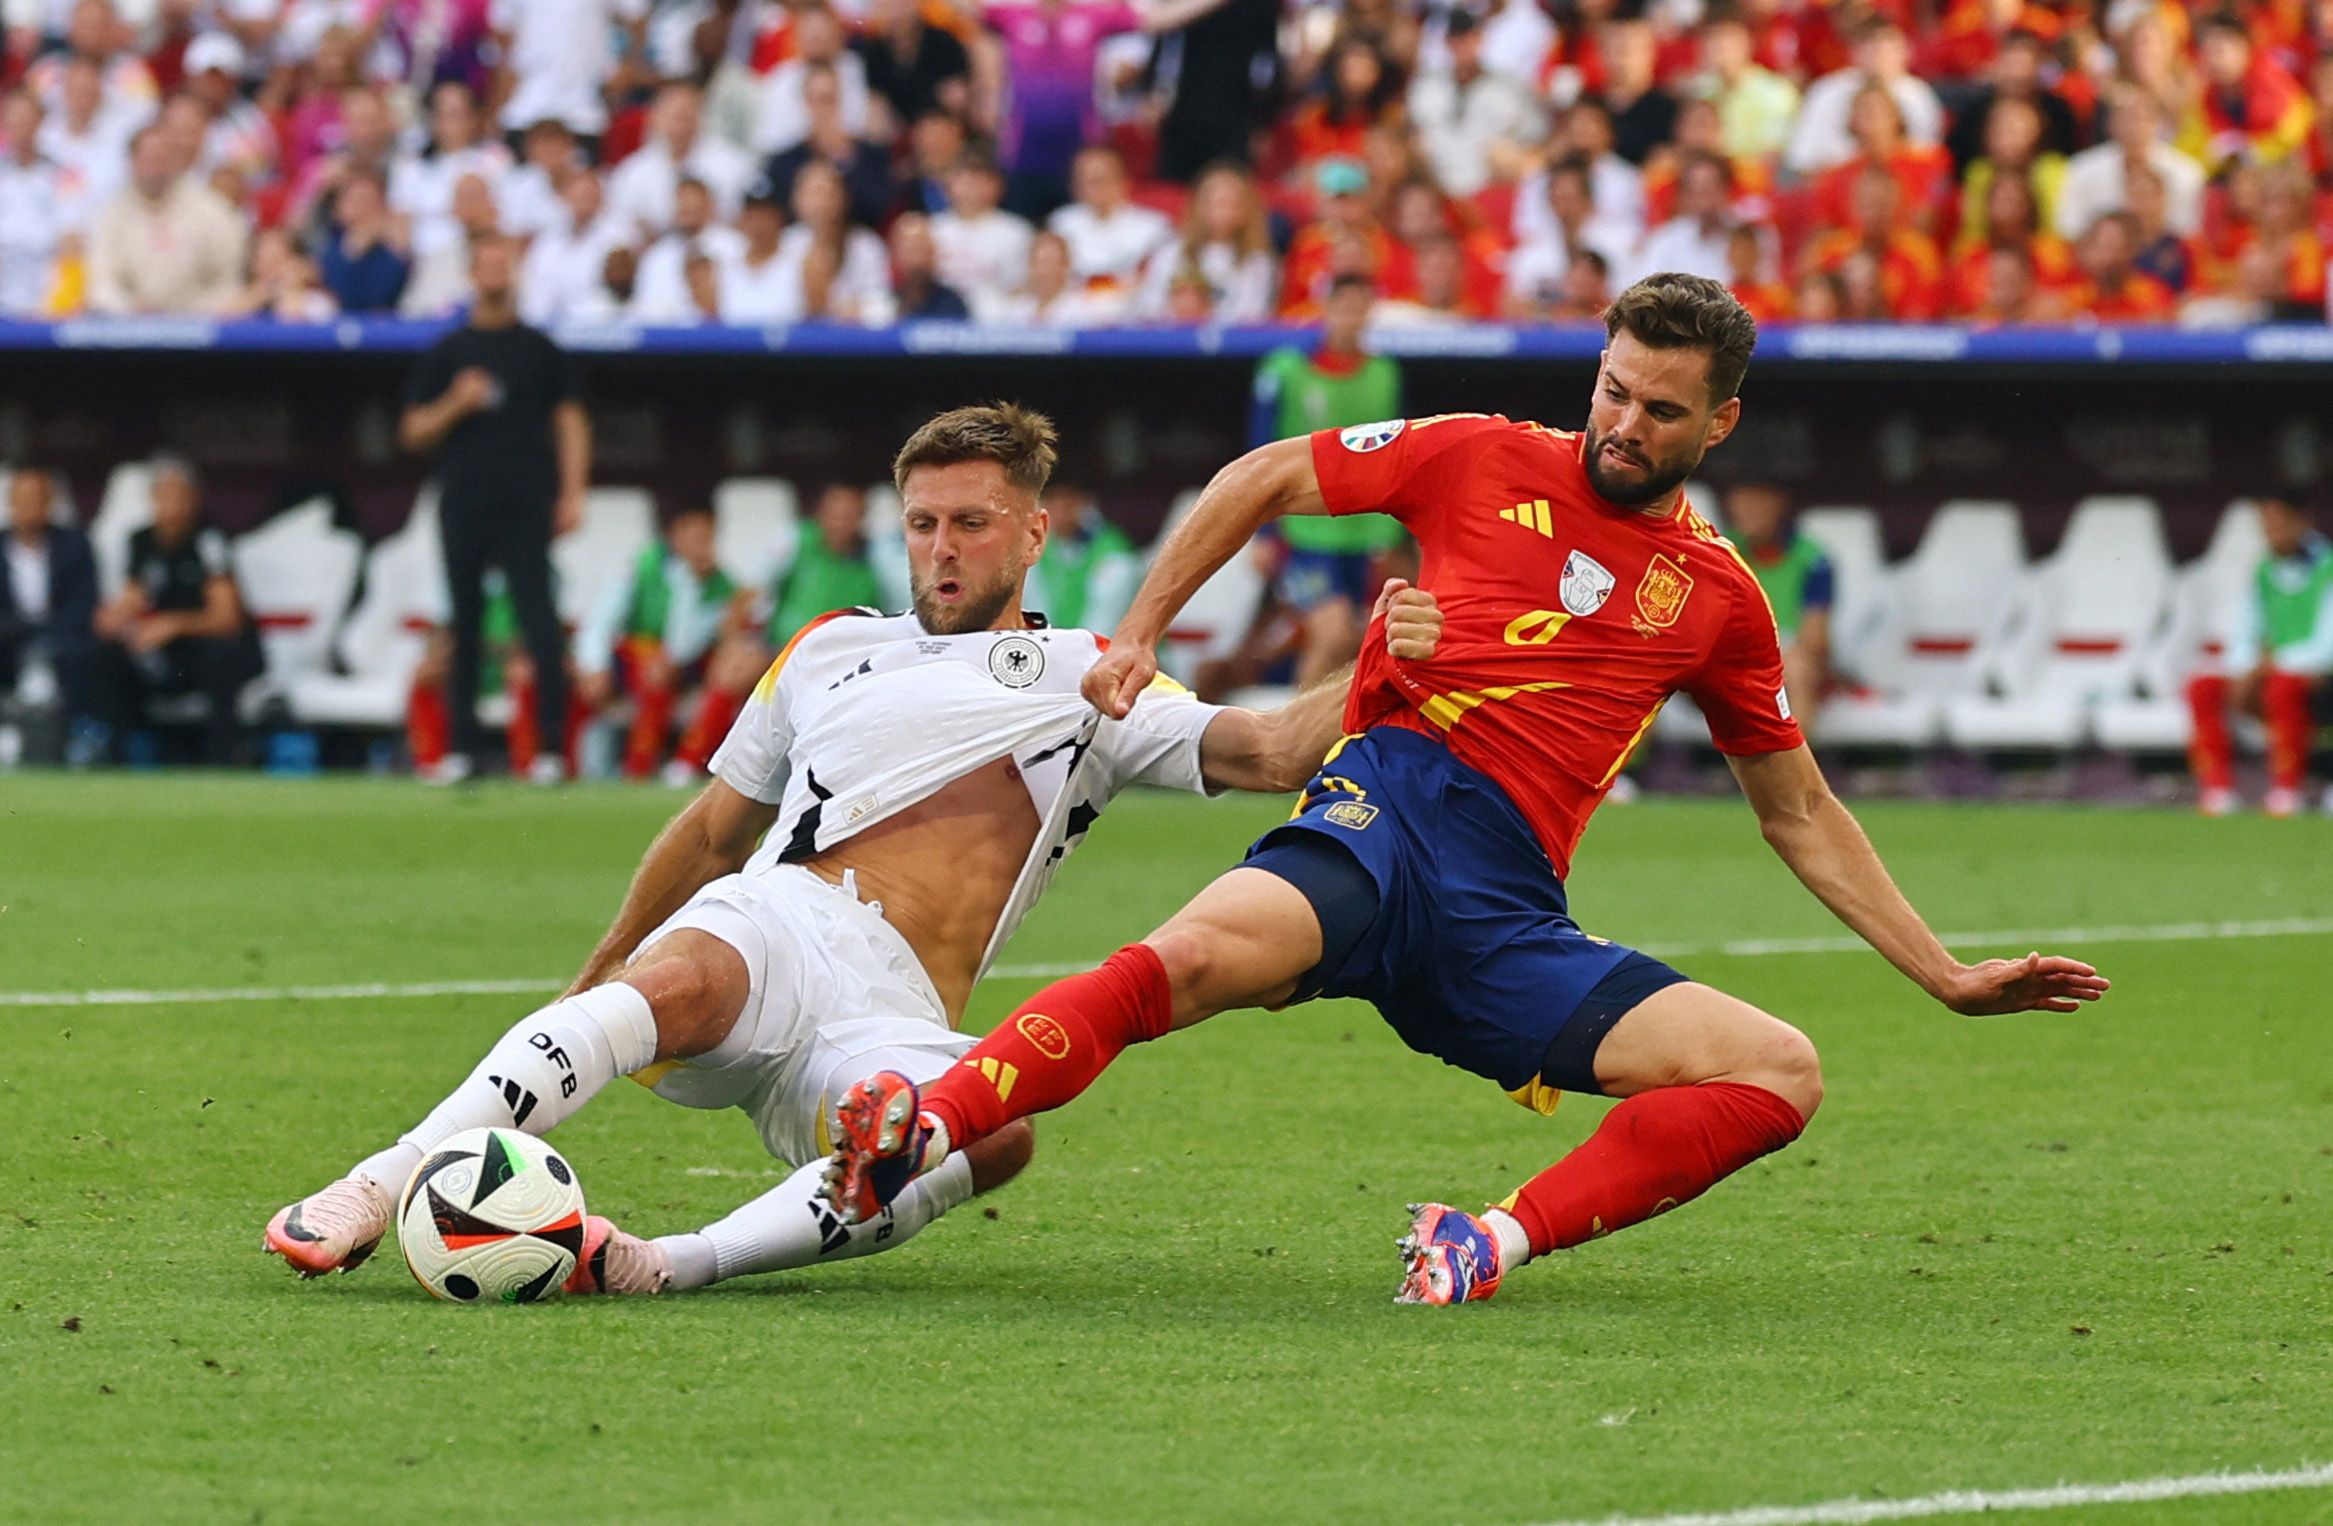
[
  {"x1": 36, "y1": 56, "x2": 134, "y2": 228},
  {"x1": 631, "y1": 176, "x2": 748, "y2": 323},
  {"x1": 178, "y1": 32, "x2": 278, "y2": 183},
  {"x1": 1626, "y1": 152, "x2": 1737, "y2": 287},
  {"x1": 86, "y1": 122, "x2": 248, "y2": 314},
  {"x1": 24, "y1": 0, "x2": 157, "y2": 124},
  {"x1": 991, "y1": 229, "x2": 1125, "y2": 327},
  {"x1": 1408, "y1": 7, "x2": 1546, "y2": 200},
  {"x1": 605, "y1": 80, "x2": 755, "y2": 242},
  {"x1": 0, "y1": 90, "x2": 68, "y2": 316},
  {"x1": 491, "y1": 0, "x2": 650, "y2": 138},
  {"x1": 1693, "y1": 11, "x2": 1800, "y2": 161},
  {"x1": 391, "y1": 81, "x2": 514, "y2": 261},
  {"x1": 1046, "y1": 143, "x2": 1172, "y2": 292},
  {"x1": 226, "y1": 225, "x2": 340, "y2": 321},
  {"x1": 1136, "y1": 159, "x2": 1276, "y2": 323},
  {"x1": 497, "y1": 118, "x2": 583, "y2": 241},
  {"x1": 518, "y1": 169, "x2": 623, "y2": 325},
  {"x1": 1503, "y1": 154, "x2": 1633, "y2": 317},
  {"x1": 2055, "y1": 82, "x2": 2207, "y2": 242},
  {"x1": 1513, "y1": 101, "x2": 1645, "y2": 249},
  {"x1": 775, "y1": 160, "x2": 890, "y2": 323},
  {"x1": 1785, "y1": 16, "x2": 1944, "y2": 174},
  {"x1": 402, "y1": 171, "x2": 504, "y2": 318},
  {"x1": 753, "y1": 2, "x2": 870, "y2": 156},
  {"x1": 931, "y1": 149, "x2": 1033, "y2": 318},
  {"x1": 716, "y1": 181, "x2": 796, "y2": 323}
]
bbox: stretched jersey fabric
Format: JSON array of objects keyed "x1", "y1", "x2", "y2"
[
  {"x1": 1314, "y1": 413, "x2": 1802, "y2": 877},
  {"x1": 1254, "y1": 346, "x2": 1406, "y2": 555},
  {"x1": 710, "y1": 610, "x2": 1222, "y2": 979}
]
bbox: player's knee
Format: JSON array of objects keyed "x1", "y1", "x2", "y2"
[
  {"x1": 967, "y1": 1119, "x2": 1036, "y2": 1194},
  {"x1": 622, "y1": 935, "x2": 748, "y2": 1060},
  {"x1": 1759, "y1": 1024, "x2": 1824, "y2": 1121},
  {"x1": 1142, "y1": 924, "x2": 1217, "y2": 1012}
]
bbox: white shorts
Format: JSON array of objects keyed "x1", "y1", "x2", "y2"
[{"x1": 634, "y1": 865, "x2": 973, "y2": 1169}]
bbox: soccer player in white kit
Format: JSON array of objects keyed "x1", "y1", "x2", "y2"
[{"x1": 263, "y1": 403, "x2": 1445, "y2": 1294}]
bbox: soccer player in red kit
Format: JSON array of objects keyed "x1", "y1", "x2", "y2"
[{"x1": 822, "y1": 274, "x2": 2110, "y2": 1304}]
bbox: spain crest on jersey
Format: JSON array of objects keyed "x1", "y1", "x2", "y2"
[
  {"x1": 1339, "y1": 419, "x2": 1406, "y2": 453},
  {"x1": 1633, "y1": 554, "x2": 1695, "y2": 633},
  {"x1": 1559, "y1": 550, "x2": 1616, "y2": 617}
]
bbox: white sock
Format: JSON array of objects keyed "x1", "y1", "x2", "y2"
[
  {"x1": 351, "y1": 984, "x2": 659, "y2": 1196},
  {"x1": 1484, "y1": 1207, "x2": 1533, "y2": 1270},
  {"x1": 657, "y1": 1151, "x2": 978, "y2": 1290}
]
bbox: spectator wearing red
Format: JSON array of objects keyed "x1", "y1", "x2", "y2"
[
  {"x1": 1279, "y1": 156, "x2": 1399, "y2": 316},
  {"x1": 1383, "y1": 177, "x2": 1503, "y2": 311},
  {"x1": 1284, "y1": 37, "x2": 1405, "y2": 176},
  {"x1": 1597, "y1": 17, "x2": 1678, "y2": 165},
  {"x1": 2189, "y1": 495, "x2": 2333, "y2": 817},
  {"x1": 2190, "y1": 9, "x2": 2315, "y2": 170},
  {"x1": 2066, "y1": 210, "x2": 2177, "y2": 320},
  {"x1": 1802, "y1": 162, "x2": 1945, "y2": 317},
  {"x1": 1641, "y1": 97, "x2": 1773, "y2": 225},
  {"x1": 2211, "y1": 160, "x2": 2329, "y2": 305},
  {"x1": 1946, "y1": 169, "x2": 2073, "y2": 314},
  {"x1": 1791, "y1": 264, "x2": 1846, "y2": 319},
  {"x1": 1371, "y1": 231, "x2": 1488, "y2": 322},
  {"x1": 1811, "y1": 82, "x2": 1951, "y2": 236},
  {"x1": 1739, "y1": 0, "x2": 1849, "y2": 84},
  {"x1": 1725, "y1": 224, "x2": 1792, "y2": 318},
  {"x1": 1959, "y1": 95, "x2": 2069, "y2": 244},
  {"x1": 1921, "y1": 0, "x2": 2063, "y2": 85},
  {"x1": 1962, "y1": 241, "x2": 2064, "y2": 321}
]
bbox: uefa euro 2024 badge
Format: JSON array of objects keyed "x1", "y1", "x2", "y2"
[
  {"x1": 988, "y1": 634, "x2": 1045, "y2": 689},
  {"x1": 1339, "y1": 420, "x2": 1406, "y2": 453}
]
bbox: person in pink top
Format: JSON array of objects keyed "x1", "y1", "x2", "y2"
[{"x1": 985, "y1": 0, "x2": 1140, "y2": 220}]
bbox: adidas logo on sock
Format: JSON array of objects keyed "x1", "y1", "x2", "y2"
[{"x1": 487, "y1": 1074, "x2": 539, "y2": 1128}]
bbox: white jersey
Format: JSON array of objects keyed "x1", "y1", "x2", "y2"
[{"x1": 710, "y1": 610, "x2": 1222, "y2": 982}]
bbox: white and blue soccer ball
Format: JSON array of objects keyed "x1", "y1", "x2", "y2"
[{"x1": 399, "y1": 1127, "x2": 586, "y2": 1304}]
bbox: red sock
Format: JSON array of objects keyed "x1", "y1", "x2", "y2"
[
  {"x1": 920, "y1": 944, "x2": 1174, "y2": 1149},
  {"x1": 406, "y1": 683, "x2": 449, "y2": 768},
  {"x1": 625, "y1": 678, "x2": 673, "y2": 778},
  {"x1": 2263, "y1": 669, "x2": 2315, "y2": 791},
  {"x1": 677, "y1": 686, "x2": 743, "y2": 768},
  {"x1": 2187, "y1": 673, "x2": 2233, "y2": 791},
  {"x1": 1502, "y1": 1083, "x2": 1806, "y2": 1255}
]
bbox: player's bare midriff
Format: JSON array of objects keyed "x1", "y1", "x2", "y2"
[{"x1": 799, "y1": 753, "x2": 1041, "y2": 1027}]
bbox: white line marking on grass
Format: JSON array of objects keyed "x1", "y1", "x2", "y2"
[
  {"x1": 6, "y1": 916, "x2": 2332, "y2": 1009},
  {"x1": 1525, "y1": 1461, "x2": 2333, "y2": 1526}
]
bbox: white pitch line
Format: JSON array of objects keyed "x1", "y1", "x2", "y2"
[
  {"x1": 5, "y1": 915, "x2": 2332, "y2": 1010},
  {"x1": 1524, "y1": 1461, "x2": 2333, "y2": 1526}
]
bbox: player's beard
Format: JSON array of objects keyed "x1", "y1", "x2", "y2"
[
  {"x1": 1582, "y1": 422, "x2": 1701, "y2": 508},
  {"x1": 911, "y1": 561, "x2": 1023, "y2": 635}
]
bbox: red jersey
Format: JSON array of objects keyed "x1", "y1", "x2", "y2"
[{"x1": 1312, "y1": 414, "x2": 1802, "y2": 877}]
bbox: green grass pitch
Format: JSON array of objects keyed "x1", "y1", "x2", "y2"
[{"x1": 2, "y1": 775, "x2": 2330, "y2": 1524}]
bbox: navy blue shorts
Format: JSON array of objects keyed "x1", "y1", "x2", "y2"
[
  {"x1": 1243, "y1": 727, "x2": 1688, "y2": 1104},
  {"x1": 1275, "y1": 549, "x2": 1378, "y2": 613}
]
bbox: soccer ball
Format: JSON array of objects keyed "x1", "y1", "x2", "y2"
[{"x1": 398, "y1": 1127, "x2": 586, "y2": 1304}]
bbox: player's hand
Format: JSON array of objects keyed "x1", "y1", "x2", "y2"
[
  {"x1": 1938, "y1": 952, "x2": 2110, "y2": 1016},
  {"x1": 446, "y1": 365, "x2": 497, "y2": 415},
  {"x1": 1082, "y1": 639, "x2": 1157, "y2": 719},
  {"x1": 1374, "y1": 578, "x2": 1443, "y2": 661}
]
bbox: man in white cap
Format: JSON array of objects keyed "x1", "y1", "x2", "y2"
[{"x1": 179, "y1": 33, "x2": 278, "y2": 184}]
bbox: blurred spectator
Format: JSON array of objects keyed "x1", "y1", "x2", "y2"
[
  {"x1": 898, "y1": 108, "x2": 967, "y2": 217},
  {"x1": 0, "y1": 90, "x2": 67, "y2": 316},
  {"x1": 1959, "y1": 95, "x2": 2067, "y2": 244},
  {"x1": 25, "y1": 1, "x2": 156, "y2": 124},
  {"x1": 369, "y1": 0, "x2": 499, "y2": 96},
  {"x1": 1548, "y1": 246, "x2": 1612, "y2": 318},
  {"x1": 1792, "y1": 264, "x2": 1845, "y2": 320},
  {"x1": 228, "y1": 226, "x2": 340, "y2": 320},
  {"x1": 401, "y1": 171, "x2": 504, "y2": 318},
  {"x1": 2225, "y1": 161, "x2": 2328, "y2": 311},
  {"x1": 2124, "y1": 164, "x2": 2200, "y2": 294},
  {"x1": 1786, "y1": 17, "x2": 1944, "y2": 175},
  {"x1": 2190, "y1": 10, "x2": 2313, "y2": 172},
  {"x1": 1503, "y1": 156, "x2": 1632, "y2": 317},
  {"x1": 498, "y1": 118, "x2": 585, "y2": 240},
  {"x1": 1286, "y1": 37, "x2": 1405, "y2": 173},
  {"x1": 0, "y1": 469, "x2": 98, "y2": 730},
  {"x1": 1721, "y1": 481, "x2": 1831, "y2": 725},
  {"x1": 608, "y1": 80, "x2": 755, "y2": 240},
  {"x1": 1630, "y1": 152, "x2": 1737, "y2": 286},
  {"x1": 992, "y1": 227, "x2": 1126, "y2": 324},
  {"x1": 773, "y1": 482, "x2": 885, "y2": 642},
  {"x1": 1726, "y1": 224, "x2": 1790, "y2": 318},
  {"x1": 781, "y1": 159, "x2": 891, "y2": 322},
  {"x1": 37, "y1": 57, "x2": 135, "y2": 222},
  {"x1": 1941, "y1": 29, "x2": 2079, "y2": 171},
  {"x1": 1513, "y1": 100, "x2": 1645, "y2": 246},
  {"x1": 1643, "y1": 96, "x2": 1771, "y2": 223},
  {"x1": 2057, "y1": 82, "x2": 2207, "y2": 241},
  {"x1": 571, "y1": 245, "x2": 642, "y2": 320},
  {"x1": 932, "y1": 149, "x2": 1035, "y2": 316},
  {"x1": 1150, "y1": 0, "x2": 1283, "y2": 182},
  {"x1": 86, "y1": 123, "x2": 248, "y2": 314},
  {"x1": 1135, "y1": 159, "x2": 1274, "y2": 320},
  {"x1": 495, "y1": 0, "x2": 649, "y2": 140},
  {"x1": 1801, "y1": 163, "x2": 1944, "y2": 318},
  {"x1": 1409, "y1": 7, "x2": 1545, "y2": 198},
  {"x1": 1251, "y1": 273, "x2": 1402, "y2": 687},
  {"x1": 632, "y1": 175, "x2": 746, "y2": 323},
  {"x1": 682, "y1": 252, "x2": 724, "y2": 322},
  {"x1": 755, "y1": 3, "x2": 870, "y2": 156},
  {"x1": 577, "y1": 503, "x2": 738, "y2": 780},
  {"x1": 1811, "y1": 82, "x2": 1950, "y2": 236},
  {"x1": 1371, "y1": 231, "x2": 1474, "y2": 323},
  {"x1": 854, "y1": 0, "x2": 971, "y2": 127},
  {"x1": 987, "y1": 0, "x2": 1143, "y2": 221},
  {"x1": 278, "y1": 26, "x2": 365, "y2": 180},
  {"x1": 1965, "y1": 241, "x2": 2051, "y2": 322},
  {"x1": 88, "y1": 455, "x2": 263, "y2": 767},
  {"x1": 2068, "y1": 210, "x2": 2177, "y2": 321},
  {"x1": 178, "y1": 33, "x2": 277, "y2": 183},
  {"x1": 1693, "y1": 9, "x2": 1800, "y2": 161},
  {"x1": 1947, "y1": 169, "x2": 2073, "y2": 314},
  {"x1": 2188, "y1": 494, "x2": 2333, "y2": 816},
  {"x1": 1048, "y1": 143, "x2": 1173, "y2": 290},
  {"x1": 2180, "y1": 240, "x2": 2288, "y2": 326},
  {"x1": 317, "y1": 168, "x2": 411, "y2": 313},
  {"x1": 399, "y1": 235, "x2": 589, "y2": 785},
  {"x1": 717, "y1": 180, "x2": 797, "y2": 322},
  {"x1": 286, "y1": 85, "x2": 400, "y2": 237},
  {"x1": 390, "y1": 81, "x2": 515, "y2": 258},
  {"x1": 1598, "y1": 17, "x2": 1677, "y2": 165},
  {"x1": 884, "y1": 210, "x2": 973, "y2": 318},
  {"x1": 1030, "y1": 481, "x2": 1140, "y2": 631},
  {"x1": 1280, "y1": 156, "x2": 1395, "y2": 316},
  {"x1": 519, "y1": 169, "x2": 622, "y2": 325},
  {"x1": 762, "y1": 61, "x2": 894, "y2": 230}
]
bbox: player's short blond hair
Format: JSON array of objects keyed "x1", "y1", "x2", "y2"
[
  {"x1": 1605, "y1": 273, "x2": 1759, "y2": 404},
  {"x1": 892, "y1": 403, "x2": 1059, "y2": 497}
]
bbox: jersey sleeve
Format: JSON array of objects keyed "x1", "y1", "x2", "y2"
[
  {"x1": 1306, "y1": 413, "x2": 1510, "y2": 536},
  {"x1": 1095, "y1": 672, "x2": 1224, "y2": 796},
  {"x1": 708, "y1": 612, "x2": 859, "y2": 803},
  {"x1": 1681, "y1": 579, "x2": 1805, "y2": 754}
]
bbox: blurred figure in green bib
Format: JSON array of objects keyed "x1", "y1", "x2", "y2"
[
  {"x1": 1722, "y1": 482, "x2": 1833, "y2": 730},
  {"x1": 1030, "y1": 483, "x2": 1141, "y2": 633},
  {"x1": 577, "y1": 505, "x2": 740, "y2": 780}
]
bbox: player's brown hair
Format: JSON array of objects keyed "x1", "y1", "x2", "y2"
[
  {"x1": 1603, "y1": 272, "x2": 1759, "y2": 404},
  {"x1": 892, "y1": 402, "x2": 1059, "y2": 496}
]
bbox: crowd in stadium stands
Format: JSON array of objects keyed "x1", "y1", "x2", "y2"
[{"x1": 0, "y1": 0, "x2": 2329, "y2": 327}]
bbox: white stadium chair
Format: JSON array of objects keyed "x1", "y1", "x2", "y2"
[
  {"x1": 2095, "y1": 499, "x2": 2269, "y2": 752},
  {"x1": 1817, "y1": 500, "x2": 2027, "y2": 747},
  {"x1": 713, "y1": 476, "x2": 800, "y2": 595},
  {"x1": 1942, "y1": 496, "x2": 2173, "y2": 750},
  {"x1": 286, "y1": 490, "x2": 449, "y2": 730},
  {"x1": 89, "y1": 462, "x2": 156, "y2": 599},
  {"x1": 232, "y1": 498, "x2": 365, "y2": 721},
  {"x1": 1795, "y1": 506, "x2": 1888, "y2": 686},
  {"x1": 553, "y1": 487, "x2": 657, "y2": 629}
]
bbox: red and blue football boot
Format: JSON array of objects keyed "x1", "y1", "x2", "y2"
[
  {"x1": 1395, "y1": 1202, "x2": 1505, "y2": 1305},
  {"x1": 820, "y1": 1070, "x2": 934, "y2": 1225}
]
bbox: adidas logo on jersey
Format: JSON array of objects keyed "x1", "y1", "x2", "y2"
[{"x1": 1500, "y1": 500, "x2": 1554, "y2": 537}]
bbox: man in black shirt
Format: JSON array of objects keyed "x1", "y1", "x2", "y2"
[
  {"x1": 855, "y1": 0, "x2": 970, "y2": 127},
  {"x1": 1147, "y1": 0, "x2": 1281, "y2": 181},
  {"x1": 1, "y1": 469, "x2": 99, "y2": 730},
  {"x1": 401, "y1": 232, "x2": 591, "y2": 784},
  {"x1": 88, "y1": 456, "x2": 264, "y2": 766}
]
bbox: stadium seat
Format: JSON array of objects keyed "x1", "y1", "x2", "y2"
[
  {"x1": 2095, "y1": 499, "x2": 2268, "y2": 752},
  {"x1": 860, "y1": 483, "x2": 913, "y2": 613},
  {"x1": 1817, "y1": 501, "x2": 2027, "y2": 747},
  {"x1": 552, "y1": 487, "x2": 657, "y2": 629},
  {"x1": 713, "y1": 477, "x2": 800, "y2": 595},
  {"x1": 286, "y1": 490, "x2": 448, "y2": 730},
  {"x1": 1152, "y1": 489, "x2": 1266, "y2": 684},
  {"x1": 89, "y1": 462, "x2": 156, "y2": 599},
  {"x1": 1795, "y1": 506, "x2": 1888, "y2": 687},
  {"x1": 231, "y1": 497, "x2": 365, "y2": 721},
  {"x1": 1942, "y1": 497, "x2": 2173, "y2": 750}
]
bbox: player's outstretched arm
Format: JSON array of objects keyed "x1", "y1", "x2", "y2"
[
  {"x1": 566, "y1": 779, "x2": 780, "y2": 996},
  {"x1": 1085, "y1": 437, "x2": 1327, "y2": 719},
  {"x1": 1730, "y1": 746, "x2": 2111, "y2": 1016},
  {"x1": 1197, "y1": 580, "x2": 1444, "y2": 793}
]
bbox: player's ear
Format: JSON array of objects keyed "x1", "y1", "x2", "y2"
[
  {"x1": 1703, "y1": 395, "x2": 1741, "y2": 451},
  {"x1": 1025, "y1": 497, "x2": 1050, "y2": 566}
]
